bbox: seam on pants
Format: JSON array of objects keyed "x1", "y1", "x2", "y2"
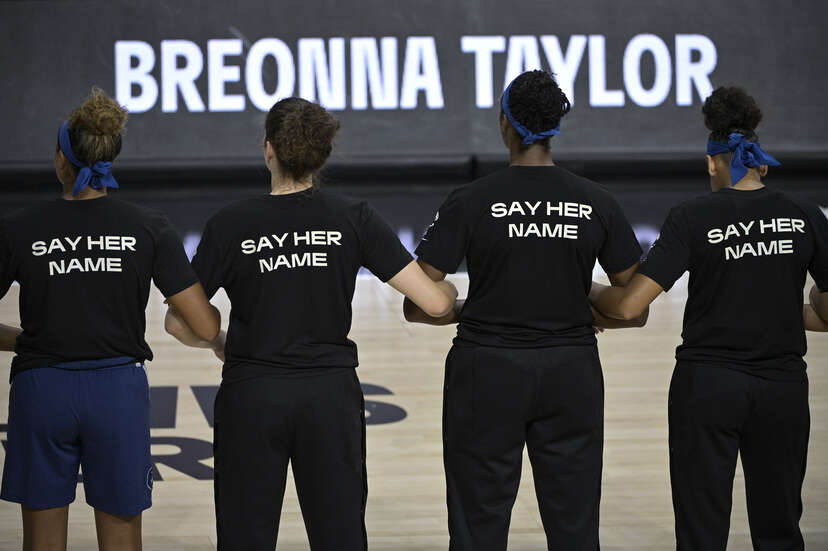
[{"x1": 355, "y1": 370, "x2": 368, "y2": 551}]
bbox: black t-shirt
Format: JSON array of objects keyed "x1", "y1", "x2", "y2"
[
  {"x1": 415, "y1": 165, "x2": 642, "y2": 348},
  {"x1": 0, "y1": 197, "x2": 198, "y2": 379},
  {"x1": 639, "y1": 186, "x2": 828, "y2": 379},
  {"x1": 191, "y1": 189, "x2": 412, "y2": 376}
]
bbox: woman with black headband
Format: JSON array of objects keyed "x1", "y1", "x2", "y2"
[
  {"x1": 590, "y1": 86, "x2": 828, "y2": 549},
  {"x1": 405, "y1": 70, "x2": 646, "y2": 550},
  {"x1": 0, "y1": 88, "x2": 219, "y2": 550},
  {"x1": 164, "y1": 96, "x2": 457, "y2": 551}
]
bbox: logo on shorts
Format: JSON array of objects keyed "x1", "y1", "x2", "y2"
[{"x1": 146, "y1": 466, "x2": 154, "y2": 491}]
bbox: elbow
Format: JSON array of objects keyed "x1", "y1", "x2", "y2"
[
  {"x1": 423, "y1": 296, "x2": 454, "y2": 318},
  {"x1": 635, "y1": 307, "x2": 650, "y2": 327},
  {"x1": 163, "y1": 311, "x2": 180, "y2": 338},
  {"x1": 402, "y1": 297, "x2": 419, "y2": 322},
  {"x1": 194, "y1": 324, "x2": 220, "y2": 343},
  {"x1": 617, "y1": 300, "x2": 645, "y2": 322}
]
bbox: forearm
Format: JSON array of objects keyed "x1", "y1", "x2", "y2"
[
  {"x1": 404, "y1": 298, "x2": 464, "y2": 326},
  {"x1": 591, "y1": 306, "x2": 648, "y2": 329},
  {"x1": 0, "y1": 323, "x2": 21, "y2": 352},
  {"x1": 165, "y1": 306, "x2": 219, "y2": 348},
  {"x1": 589, "y1": 282, "x2": 632, "y2": 320},
  {"x1": 436, "y1": 280, "x2": 459, "y2": 310},
  {"x1": 804, "y1": 303, "x2": 828, "y2": 332},
  {"x1": 809, "y1": 284, "x2": 828, "y2": 323}
]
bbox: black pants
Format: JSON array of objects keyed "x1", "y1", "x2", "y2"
[
  {"x1": 213, "y1": 368, "x2": 367, "y2": 551},
  {"x1": 443, "y1": 344, "x2": 604, "y2": 551},
  {"x1": 669, "y1": 363, "x2": 810, "y2": 551}
]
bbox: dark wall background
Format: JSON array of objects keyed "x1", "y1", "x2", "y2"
[
  {"x1": 2, "y1": 0, "x2": 827, "y2": 169},
  {"x1": 1, "y1": 1, "x2": 826, "y2": 250}
]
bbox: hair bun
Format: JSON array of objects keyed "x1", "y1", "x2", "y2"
[
  {"x1": 69, "y1": 87, "x2": 128, "y2": 136},
  {"x1": 64, "y1": 87, "x2": 128, "y2": 165},
  {"x1": 702, "y1": 86, "x2": 762, "y2": 140},
  {"x1": 266, "y1": 98, "x2": 340, "y2": 180}
]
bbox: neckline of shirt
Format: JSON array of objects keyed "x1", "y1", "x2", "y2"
[
  {"x1": 267, "y1": 188, "x2": 317, "y2": 199},
  {"x1": 719, "y1": 186, "x2": 769, "y2": 195},
  {"x1": 58, "y1": 195, "x2": 110, "y2": 205}
]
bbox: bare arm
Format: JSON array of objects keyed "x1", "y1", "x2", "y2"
[
  {"x1": 590, "y1": 262, "x2": 650, "y2": 327},
  {"x1": 607, "y1": 262, "x2": 640, "y2": 287},
  {"x1": 388, "y1": 261, "x2": 457, "y2": 318},
  {"x1": 400, "y1": 260, "x2": 466, "y2": 325},
  {"x1": 590, "y1": 273, "x2": 663, "y2": 321},
  {"x1": 591, "y1": 305, "x2": 648, "y2": 329},
  {"x1": 809, "y1": 284, "x2": 828, "y2": 325},
  {"x1": 804, "y1": 303, "x2": 828, "y2": 332},
  {"x1": 164, "y1": 283, "x2": 221, "y2": 342},
  {"x1": 404, "y1": 299, "x2": 465, "y2": 325},
  {"x1": 0, "y1": 323, "x2": 21, "y2": 352},
  {"x1": 164, "y1": 305, "x2": 226, "y2": 361},
  {"x1": 165, "y1": 306, "x2": 217, "y2": 347}
]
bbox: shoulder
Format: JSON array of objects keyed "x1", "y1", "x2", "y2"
[
  {"x1": 108, "y1": 197, "x2": 165, "y2": 218},
  {"x1": 436, "y1": 171, "x2": 504, "y2": 209},
  {"x1": 104, "y1": 199, "x2": 182, "y2": 235},
  {"x1": 314, "y1": 189, "x2": 365, "y2": 211},
  {"x1": 203, "y1": 197, "x2": 268, "y2": 228},
  {"x1": 667, "y1": 192, "x2": 720, "y2": 218},
  {"x1": 771, "y1": 188, "x2": 827, "y2": 221},
  {"x1": 547, "y1": 167, "x2": 623, "y2": 209},
  {"x1": 295, "y1": 189, "x2": 375, "y2": 223},
  {"x1": 1, "y1": 200, "x2": 64, "y2": 226},
  {"x1": 554, "y1": 166, "x2": 606, "y2": 192},
  {"x1": 465, "y1": 168, "x2": 511, "y2": 196}
]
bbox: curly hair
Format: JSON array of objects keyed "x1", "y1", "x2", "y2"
[
  {"x1": 702, "y1": 86, "x2": 763, "y2": 142},
  {"x1": 61, "y1": 87, "x2": 128, "y2": 165},
  {"x1": 264, "y1": 97, "x2": 340, "y2": 180},
  {"x1": 501, "y1": 70, "x2": 571, "y2": 150}
]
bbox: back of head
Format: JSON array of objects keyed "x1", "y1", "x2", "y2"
[
  {"x1": 264, "y1": 97, "x2": 340, "y2": 181},
  {"x1": 64, "y1": 87, "x2": 128, "y2": 165},
  {"x1": 702, "y1": 86, "x2": 763, "y2": 142},
  {"x1": 501, "y1": 70, "x2": 571, "y2": 150}
]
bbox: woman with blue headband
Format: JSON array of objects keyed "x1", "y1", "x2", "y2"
[
  {"x1": 405, "y1": 69, "x2": 646, "y2": 550},
  {"x1": 0, "y1": 88, "x2": 220, "y2": 550},
  {"x1": 590, "y1": 86, "x2": 828, "y2": 549}
]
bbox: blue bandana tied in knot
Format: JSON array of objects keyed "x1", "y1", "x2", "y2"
[
  {"x1": 501, "y1": 80, "x2": 561, "y2": 145},
  {"x1": 58, "y1": 121, "x2": 119, "y2": 197},
  {"x1": 706, "y1": 132, "x2": 780, "y2": 186}
]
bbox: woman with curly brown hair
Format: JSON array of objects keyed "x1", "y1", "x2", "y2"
[
  {"x1": 164, "y1": 96, "x2": 457, "y2": 550},
  {"x1": 0, "y1": 88, "x2": 220, "y2": 550},
  {"x1": 590, "y1": 86, "x2": 828, "y2": 549}
]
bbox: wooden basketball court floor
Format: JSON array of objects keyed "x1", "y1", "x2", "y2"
[{"x1": 0, "y1": 274, "x2": 826, "y2": 550}]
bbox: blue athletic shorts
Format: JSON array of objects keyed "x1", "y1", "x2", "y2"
[{"x1": 1, "y1": 358, "x2": 153, "y2": 516}]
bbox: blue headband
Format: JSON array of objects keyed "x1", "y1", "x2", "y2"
[
  {"x1": 706, "y1": 132, "x2": 780, "y2": 186},
  {"x1": 58, "y1": 121, "x2": 119, "y2": 197},
  {"x1": 501, "y1": 80, "x2": 561, "y2": 145}
]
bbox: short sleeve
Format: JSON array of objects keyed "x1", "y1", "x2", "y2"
[
  {"x1": 358, "y1": 203, "x2": 413, "y2": 282},
  {"x1": 806, "y1": 204, "x2": 828, "y2": 291},
  {"x1": 152, "y1": 216, "x2": 199, "y2": 298},
  {"x1": 414, "y1": 188, "x2": 470, "y2": 274},
  {"x1": 191, "y1": 218, "x2": 226, "y2": 299},
  {"x1": 597, "y1": 195, "x2": 643, "y2": 274},
  {"x1": 638, "y1": 206, "x2": 691, "y2": 292},
  {"x1": 0, "y1": 219, "x2": 15, "y2": 299}
]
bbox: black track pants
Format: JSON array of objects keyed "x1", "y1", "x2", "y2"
[
  {"x1": 214, "y1": 368, "x2": 367, "y2": 551},
  {"x1": 669, "y1": 363, "x2": 809, "y2": 551},
  {"x1": 443, "y1": 344, "x2": 604, "y2": 551}
]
